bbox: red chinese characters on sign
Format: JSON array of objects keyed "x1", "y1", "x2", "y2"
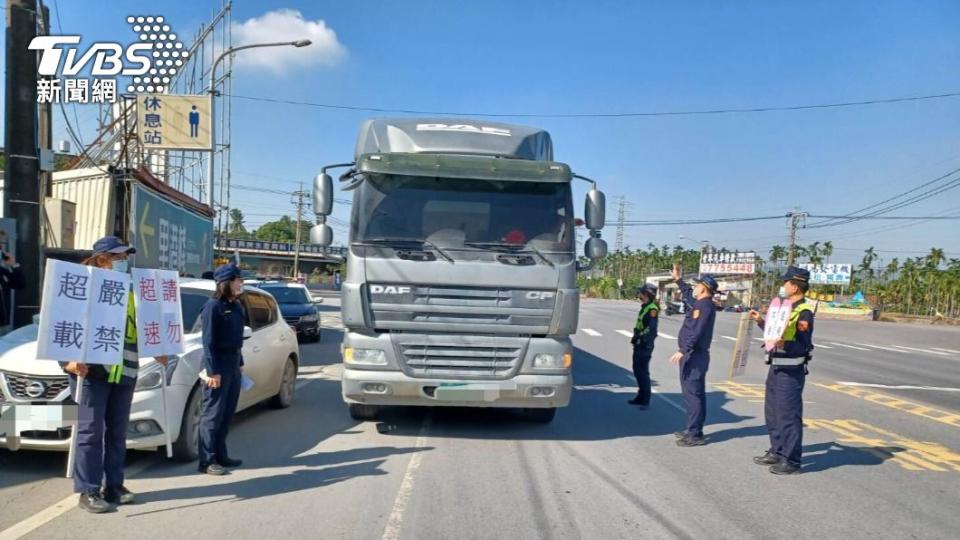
[
  {"x1": 144, "y1": 321, "x2": 161, "y2": 345},
  {"x1": 139, "y1": 278, "x2": 158, "y2": 302},
  {"x1": 167, "y1": 321, "x2": 182, "y2": 344},
  {"x1": 162, "y1": 279, "x2": 178, "y2": 302},
  {"x1": 699, "y1": 263, "x2": 756, "y2": 275}
]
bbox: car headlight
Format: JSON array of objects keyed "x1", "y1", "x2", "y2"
[
  {"x1": 533, "y1": 353, "x2": 572, "y2": 369},
  {"x1": 343, "y1": 347, "x2": 387, "y2": 366},
  {"x1": 300, "y1": 314, "x2": 319, "y2": 322},
  {"x1": 134, "y1": 357, "x2": 180, "y2": 392}
]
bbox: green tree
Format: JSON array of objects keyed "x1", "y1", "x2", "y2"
[
  {"x1": 253, "y1": 215, "x2": 310, "y2": 243},
  {"x1": 228, "y1": 209, "x2": 249, "y2": 238}
]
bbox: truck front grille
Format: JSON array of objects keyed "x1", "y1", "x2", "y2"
[{"x1": 394, "y1": 335, "x2": 527, "y2": 379}]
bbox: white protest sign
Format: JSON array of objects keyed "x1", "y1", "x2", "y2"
[
  {"x1": 762, "y1": 298, "x2": 793, "y2": 353},
  {"x1": 132, "y1": 269, "x2": 186, "y2": 357},
  {"x1": 37, "y1": 259, "x2": 130, "y2": 364}
]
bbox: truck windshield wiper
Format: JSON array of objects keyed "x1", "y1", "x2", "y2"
[
  {"x1": 464, "y1": 241, "x2": 555, "y2": 268},
  {"x1": 359, "y1": 237, "x2": 454, "y2": 263}
]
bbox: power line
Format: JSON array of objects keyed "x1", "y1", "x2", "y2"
[{"x1": 226, "y1": 90, "x2": 960, "y2": 119}]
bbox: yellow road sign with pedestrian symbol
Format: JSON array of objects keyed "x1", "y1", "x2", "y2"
[{"x1": 137, "y1": 93, "x2": 212, "y2": 150}]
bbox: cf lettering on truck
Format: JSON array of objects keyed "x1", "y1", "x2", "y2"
[{"x1": 310, "y1": 118, "x2": 608, "y2": 423}]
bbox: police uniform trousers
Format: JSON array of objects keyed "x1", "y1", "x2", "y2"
[
  {"x1": 198, "y1": 366, "x2": 242, "y2": 467},
  {"x1": 764, "y1": 365, "x2": 806, "y2": 465},
  {"x1": 680, "y1": 353, "x2": 708, "y2": 437},
  {"x1": 70, "y1": 376, "x2": 136, "y2": 493},
  {"x1": 632, "y1": 345, "x2": 653, "y2": 406}
]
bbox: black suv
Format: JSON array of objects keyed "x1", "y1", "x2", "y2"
[{"x1": 253, "y1": 282, "x2": 322, "y2": 342}]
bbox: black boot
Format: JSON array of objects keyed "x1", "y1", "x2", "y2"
[
  {"x1": 753, "y1": 451, "x2": 780, "y2": 466},
  {"x1": 769, "y1": 461, "x2": 801, "y2": 475},
  {"x1": 103, "y1": 485, "x2": 136, "y2": 505}
]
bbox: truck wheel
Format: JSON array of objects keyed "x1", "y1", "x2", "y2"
[
  {"x1": 522, "y1": 408, "x2": 557, "y2": 423},
  {"x1": 348, "y1": 403, "x2": 380, "y2": 421},
  {"x1": 172, "y1": 384, "x2": 202, "y2": 462},
  {"x1": 270, "y1": 357, "x2": 298, "y2": 409}
]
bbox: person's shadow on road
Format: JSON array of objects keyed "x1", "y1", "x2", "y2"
[{"x1": 801, "y1": 441, "x2": 907, "y2": 474}]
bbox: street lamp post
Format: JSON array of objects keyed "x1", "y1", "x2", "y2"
[
  {"x1": 206, "y1": 39, "x2": 312, "y2": 212},
  {"x1": 679, "y1": 235, "x2": 710, "y2": 277}
]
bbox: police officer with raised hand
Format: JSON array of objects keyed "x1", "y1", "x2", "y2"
[
  {"x1": 669, "y1": 264, "x2": 718, "y2": 447},
  {"x1": 62, "y1": 236, "x2": 167, "y2": 513},
  {"x1": 198, "y1": 262, "x2": 247, "y2": 476},
  {"x1": 749, "y1": 266, "x2": 815, "y2": 475},
  {"x1": 629, "y1": 283, "x2": 659, "y2": 409}
]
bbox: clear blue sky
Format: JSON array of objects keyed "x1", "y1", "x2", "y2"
[{"x1": 3, "y1": 0, "x2": 959, "y2": 265}]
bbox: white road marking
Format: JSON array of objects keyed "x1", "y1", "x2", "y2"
[
  {"x1": 616, "y1": 330, "x2": 633, "y2": 338},
  {"x1": 837, "y1": 381, "x2": 960, "y2": 393},
  {"x1": 658, "y1": 332, "x2": 677, "y2": 340},
  {"x1": 582, "y1": 328, "x2": 602, "y2": 336},
  {"x1": 652, "y1": 389, "x2": 686, "y2": 413},
  {"x1": 0, "y1": 458, "x2": 155, "y2": 540},
  {"x1": 753, "y1": 337, "x2": 764, "y2": 342},
  {"x1": 856, "y1": 343, "x2": 907, "y2": 353},
  {"x1": 382, "y1": 417, "x2": 432, "y2": 540},
  {"x1": 893, "y1": 345, "x2": 950, "y2": 356},
  {"x1": 931, "y1": 347, "x2": 960, "y2": 354},
  {"x1": 721, "y1": 335, "x2": 737, "y2": 341},
  {"x1": 814, "y1": 343, "x2": 833, "y2": 349},
  {"x1": 828, "y1": 342, "x2": 870, "y2": 351}
]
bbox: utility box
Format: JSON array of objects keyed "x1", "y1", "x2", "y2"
[{"x1": 44, "y1": 198, "x2": 77, "y2": 249}]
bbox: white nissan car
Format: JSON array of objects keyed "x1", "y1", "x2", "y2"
[{"x1": 0, "y1": 279, "x2": 300, "y2": 462}]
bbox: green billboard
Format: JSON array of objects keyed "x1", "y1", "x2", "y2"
[{"x1": 131, "y1": 184, "x2": 213, "y2": 276}]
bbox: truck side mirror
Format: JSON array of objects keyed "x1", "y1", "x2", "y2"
[
  {"x1": 313, "y1": 173, "x2": 333, "y2": 216},
  {"x1": 585, "y1": 235, "x2": 607, "y2": 259},
  {"x1": 585, "y1": 189, "x2": 605, "y2": 230},
  {"x1": 310, "y1": 223, "x2": 333, "y2": 247}
]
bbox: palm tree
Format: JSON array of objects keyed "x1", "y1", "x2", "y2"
[
  {"x1": 769, "y1": 245, "x2": 787, "y2": 264},
  {"x1": 807, "y1": 241, "x2": 823, "y2": 265},
  {"x1": 228, "y1": 209, "x2": 248, "y2": 238},
  {"x1": 822, "y1": 241, "x2": 834, "y2": 263}
]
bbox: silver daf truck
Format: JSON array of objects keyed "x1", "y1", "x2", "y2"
[{"x1": 310, "y1": 119, "x2": 607, "y2": 422}]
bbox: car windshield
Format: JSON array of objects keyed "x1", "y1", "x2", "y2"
[
  {"x1": 353, "y1": 175, "x2": 574, "y2": 252},
  {"x1": 259, "y1": 287, "x2": 311, "y2": 304},
  {"x1": 181, "y1": 290, "x2": 210, "y2": 334}
]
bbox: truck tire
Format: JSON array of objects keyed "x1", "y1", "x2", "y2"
[
  {"x1": 172, "y1": 384, "x2": 202, "y2": 462},
  {"x1": 348, "y1": 403, "x2": 380, "y2": 421},
  {"x1": 522, "y1": 408, "x2": 557, "y2": 423},
  {"x1": 270, "y1": 357, "x2": 298, "y2": 409}
]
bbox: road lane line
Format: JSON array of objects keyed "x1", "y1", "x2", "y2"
[
  {"x1": 652, "y1": 389, "x2": 686, "y2": 413},
  {"x1": 814, "y1": 382, "x2": 960, "y2": 429},
  {"x1": 0, "y1": 459, "x2": 155, "y2": 540},
  {"x1": 616, "y1": 330, "x2": 633, "y2": 338},
  {"x1": 837, "y1": 381, "x2": 960, "y2": 393},
  {"x1": 658, "y1": 332, "x2": 677, "y2": 340},
  {"x1": 856, "y1": 343, "x2": 907, "y2": 353},
  {"x1": 828, "y1": 342, "x2": 870, "y2": 351},
  {"x1": 753, "y1": 337, "x2": 764, "y2": 342},
  {"x1": 721, "y1": 335, "x2": 737, "y2": 341},
  {"x1": 931, "y1": 347, "x2": 960, "y2": 354},
  {"x1": 382, "y1": 416, "x2": 432, "y2": 540},
  {"x1": 581, "y1": 328, "x2": 602, "y2": 336},
  {"x1": 893, "y1": 345, "x2": 950, "y2": 356},
  {"x1": 814, "y1": 343, "x2": 833, "y2": 349}
]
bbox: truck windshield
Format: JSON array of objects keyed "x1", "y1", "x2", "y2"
[{"x1": 353, "y1": 175, "x2": 574, "y2": 251}]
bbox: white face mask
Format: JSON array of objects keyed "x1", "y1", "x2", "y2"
[
  {"x1": 778, "y1": 286, "x2": 787, "y2": 299},
  {"x1": 111, "y1": 260, "x2": 129, "y2": 273}
]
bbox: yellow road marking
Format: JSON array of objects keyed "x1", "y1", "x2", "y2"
[{"x1": 814, "y1": 383, "x2": 960, "y2": 429}]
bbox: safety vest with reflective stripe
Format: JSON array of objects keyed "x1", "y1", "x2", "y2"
[
  {"x1": 782, "y1": 302, "x2": 814, "y2": 342},
  {"x1": 108, "y1": 292, "x2": 139, "y2": 383},
  {"x1": 634, "y1": 301, "x2": 659, "y2": 335}
]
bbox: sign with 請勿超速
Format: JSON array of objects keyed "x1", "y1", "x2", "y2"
[
  {"x1": 37, "y1": 260, "x2": 131, "y2": 365},
  {"x1": 137, "y1": 93, "x2": 212, "y2": 150},
  {"x1": 132, "y1": 269, "x2": 186, "y2": 358}
]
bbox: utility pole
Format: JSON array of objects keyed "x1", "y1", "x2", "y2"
[
  {"x1": 4, "y1": 0, "x2": 42, "y2": 328},
  {"x1": 291, "y1": 182, "x2": 309, "y2": 280},
  {"x1": 786, "y1": 211, "x2": 808, "y2": 266}
]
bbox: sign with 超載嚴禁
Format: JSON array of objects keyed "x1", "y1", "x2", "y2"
[
  {"x1": 37, "y1": 260, "x2": 131, "y2": 364},
  {"x1": 132, "y1": 269, "x2": 186, "y2": 358},
  {"x1": 800, "y1": 263, "x2": 852, "y2": 285},
  {"x1": 137, "y1": 93, "x2": 212, "y2": 150}
]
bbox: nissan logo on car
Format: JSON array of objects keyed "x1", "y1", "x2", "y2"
[{"x1": 24, "y1": 380, "x2": 47, "y2": 399}]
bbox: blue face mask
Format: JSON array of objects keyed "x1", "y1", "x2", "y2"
[{"x1": 111, "y1": 260, "x2": 129, "y2": 273}]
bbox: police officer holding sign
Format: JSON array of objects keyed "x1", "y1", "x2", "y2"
[
  {"x1": 198, "y1": 263, "x2": 247, "y2": 475},
  {"x1": 629, "y1": 283, "x2": 659, "y2": 408},
  {"x1": 669, "y1": 264, "x2": 718, "y2": 447},
  {"x1": 749, "y1": 266, "x2": 814, "y2": 475}
]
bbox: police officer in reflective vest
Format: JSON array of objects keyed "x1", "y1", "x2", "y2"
[
  {"x1": 750, "y1": 266, "x2": 814, "y2": 475},
  {"x1": 629, "y1": 283, "x2": 659, "y2": 408},
  {"x1": 669, "y1": 265, "x2": 718, "y2": 447}
]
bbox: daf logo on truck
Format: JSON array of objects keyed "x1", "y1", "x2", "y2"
[
  {"x1": 370, "y1": 285, "x2": 411, "y2": 294},
  {"x1": 416, "y1": 123, "x2": 512, "y2": 137}
]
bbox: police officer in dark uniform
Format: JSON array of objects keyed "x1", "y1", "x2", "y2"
[
  {"x1": 750, "y1": 266, "x2": 814, "y2": 475},
  {"x1": 198, "y1": 262, "x2": 246, "y2": 475},
  {"x1": 669, "y1": 265, "x2": 718, "y2": 447},
  {"x1": 629, "y1": 283, "x2": 659, "y2": 408}
]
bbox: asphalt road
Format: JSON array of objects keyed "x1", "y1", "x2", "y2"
[{"x1": 2, "y1": 296, "x2": 959, "y2": 539}]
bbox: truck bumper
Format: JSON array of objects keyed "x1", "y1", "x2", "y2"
[{"x1": 342, "y1": 369, "x2": 571, "y2": 409}]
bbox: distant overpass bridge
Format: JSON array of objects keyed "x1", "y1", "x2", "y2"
[{"x1": 214, "y1": 238, "x2": 346, "y2": 276}]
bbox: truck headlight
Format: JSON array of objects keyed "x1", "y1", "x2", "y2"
[
  {"x1": 134, "y1": 357, "x2": 180, "y2": 392},
  {"x1": 300, "y1": 314, "x2": 319, "y2": 322},
  {"x1": 533, "y1": 353, "x2": 572, "y2": 369},
  {"x1": 343, "y1": 347, "x2": 387, "y2": 366}
]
